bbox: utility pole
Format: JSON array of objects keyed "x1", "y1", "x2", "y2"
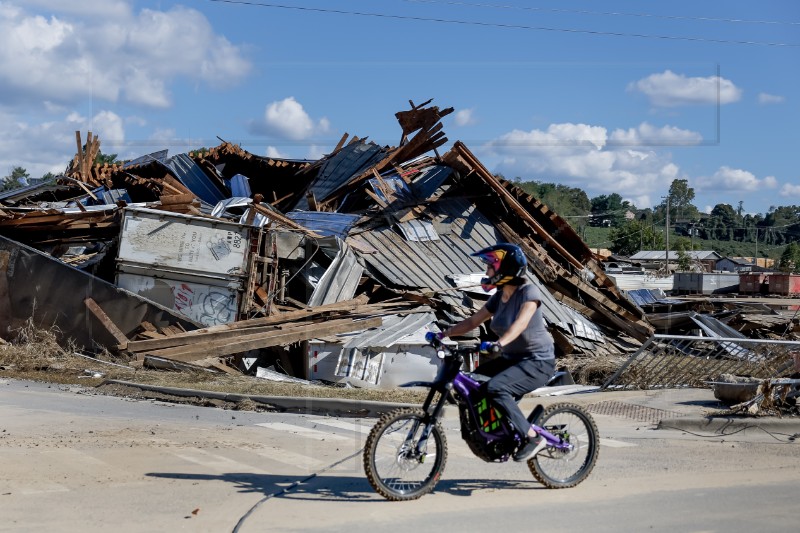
[
  {"x1": 754, "y1": 227, "x2": 758, "y2": 266},
  {"x1": 663, "y1": 196, "x2": 670, "y2": 273}
]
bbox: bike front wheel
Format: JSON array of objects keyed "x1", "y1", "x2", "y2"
[
  {"x1": 363, "y1": 408, "x2": 448, "y2": 501},
  {"x1": 529, "y1": 403, "x2": 599, "y2": 489}
]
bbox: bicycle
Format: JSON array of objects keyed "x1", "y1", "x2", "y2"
[{"x1": 363, "y1": 334, "x2": 600, "y2": 501}]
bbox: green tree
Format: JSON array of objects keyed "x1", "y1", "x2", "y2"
[
  {"x1": 513, "y1": 180, "x2": 592, "y2": 232},
  {"x1": 778, "y1": 242, "x2": 800, "y2": 272},
  {"x1": 705, "y1": 203, "x2": 738, "y2": 241},
  {"x1": 1, "y1": 166, "x2": 30, "y2": 192},
  {"x1": 95, "y1": 151, "x2": 118, "y2": 165},
  {"x1": 590, "y1": 193, "x2": 634, "y2": 227},
  {"x1": 662, "y1": 178, "x2": 699, "y2": 222},
  {"x1": 609, "y1": 219, "x2": 664, "y2": 256}
]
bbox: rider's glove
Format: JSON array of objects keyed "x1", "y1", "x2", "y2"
[
  {"x1": 425, "y1": 331, "x2": 444, "y2": 343},
  {"x1": 479, "y1": 341, "x2": 502, "y2": 354}
]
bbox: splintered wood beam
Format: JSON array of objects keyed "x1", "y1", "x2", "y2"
[
  {"x1": 84, "y1": 298, "x2": 129, "y2": 347},
  {"x1": 449, "y1": 141, "x2": 585, "y2": 272},
  {"x1": 140, "y1": 317, "x2": 383, "y2": 362}
]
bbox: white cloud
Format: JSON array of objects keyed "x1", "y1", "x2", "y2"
[
  {"x1": 758, "y1": 92, "x2": 785, "y2": 105},
  {"x1": 265, "y1": 146, "x2": 288, "y2": 159},
  {"x1": 0, "y1": 108, "x2": 125, "y2": 179},
  {"x1": 695, "y1": 166, "x2": 777, "y2": 192},
  {"x1": 0, "y1": 3, "x2": 251, "y2": 109},
  {"x1": 250, "y1": 97, "x2": 331, "y2": 140},
  {"x1": 453, "y1": 108, "x2": 477, "y2": 127},
  {"x1": 486, "y1": 122, "x2": 688, "y2": 208},
  {"x1": 780, "y1": 183, "x2": 800, "y2": 197},
  {"x1": 18, "y1": 0, "x2": 130, "y2": 19},
  {"x1": 628, "y1": 70, "x2": 742, "y2": 107},
  {"x1": 609, "y1": 122, "x2": 702, "y2": 146},
  {"x1": 91, "y1": 110, "x2": 125, "y2": 146}
]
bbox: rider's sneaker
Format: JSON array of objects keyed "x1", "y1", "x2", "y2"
[{"x1": 513, "y1": 434, "x2": 547, "y2": 462}]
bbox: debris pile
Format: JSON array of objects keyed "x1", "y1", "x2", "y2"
[{"x1": 1, "y1": 100, "x2": 656, "y2": 387}]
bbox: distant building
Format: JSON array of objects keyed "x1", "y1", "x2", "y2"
[
  {"x1": 629, "y1": 250, "x2": 721, "y2": 273},
  {"x1": 716, "y1": 256, "x2": 756, "y2": 273}
]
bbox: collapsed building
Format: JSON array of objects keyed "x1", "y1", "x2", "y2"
[{"x1": 2, "y1": 100, "x2": 795, "y2": 395}]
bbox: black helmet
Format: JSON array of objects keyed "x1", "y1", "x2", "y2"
[{"x1": 471, "y1": 243, "x2": 527, "y2": 291}]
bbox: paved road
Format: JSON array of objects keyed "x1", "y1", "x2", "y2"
[{"x1": 1, "y1": 379, "x2": 798, "y2": 532}]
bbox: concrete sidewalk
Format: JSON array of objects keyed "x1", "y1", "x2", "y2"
[{"x1": 105, "y1": 379, "x2": 800, "y2": 438}]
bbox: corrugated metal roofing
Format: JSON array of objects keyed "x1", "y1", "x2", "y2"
[
  {"x1": 630, "y1": 250, "x2": 721, "y2": 261},
  {"x1": 356, "y1": 197, "x2": 498, "y2": 291},
  {"x1": 287, "y1": 211, "x2": 361, "y2": 239},
  {"x1": 122, "y1": 149, "x2": 169, "y2": 168},
  {"x1": 395, "y1": 219, "x2": 440, "y2": 242},
  {"x1": 409, "y1": 165, "x2": 453, "y2": 200},
  {"x1": 293, "y1": 141, "x2": 385, "y2": 209},
  {"x1": 352, "y1": 198, "x2": 612, "y2": 354},
  {"x1": 307, "y1": 238, "x2": 363, "y2": 307},
  {"x1": 164, "y1": 153, "x2": 228, "y2": 206},
  {"x1": 340, "y1": 312, "x2": 437, "y2": 349},
  {"x1": 368, "y1": 176, "x2": 414, "y2": 204},
  {"x1": 626, "y1": 288, "x2": 685, "y2": 307}
]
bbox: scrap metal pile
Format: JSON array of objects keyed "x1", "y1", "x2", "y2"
[{"x1": 0, "y1": 100, "x2": 653, "y2": 387}]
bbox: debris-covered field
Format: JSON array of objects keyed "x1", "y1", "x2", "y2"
[{"x1": 1, "y1": 100, "x2": 799, "y2": 408}]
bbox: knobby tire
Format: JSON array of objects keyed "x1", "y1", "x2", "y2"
[
  {"x1": 528, "y1": 403, "x2": 599, "y2": 488},
  {"x1": 363, "y1": 408, "x2": 448, "y2": 501}
]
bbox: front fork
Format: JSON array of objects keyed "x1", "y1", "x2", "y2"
[{"x1": 407, "y1": 384, "x2": 452, "y2": 460}]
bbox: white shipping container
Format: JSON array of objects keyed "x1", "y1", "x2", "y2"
[
  {"x1": 116, "y1": 272, "x2": 239, "y2": 326},
  {"x1": 118, "y1": 207, "x2": 251, "y2": 277}
]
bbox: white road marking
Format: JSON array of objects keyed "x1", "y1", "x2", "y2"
[
  {"x1": 599, "y1": 437, "x2": 637, "y2": 448},
  {"x1": 254, "y1": 421, "x2": 351, "y2": 441}
]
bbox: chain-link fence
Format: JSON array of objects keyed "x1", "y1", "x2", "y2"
[{"x1": 601, "y1": 334, "x2": 800, "y2": 390}]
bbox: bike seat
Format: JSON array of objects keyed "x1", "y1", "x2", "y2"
[{"x1": 464, "y1": 372, "x2": 491, "y2": 383}]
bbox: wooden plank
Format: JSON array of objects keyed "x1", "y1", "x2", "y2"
[
  {"x1": 142, "y1": 317, "x2": 382, "y2": 362},
  {"x1": 84, "y1": 298, "x2": 129, "y2": 347}
]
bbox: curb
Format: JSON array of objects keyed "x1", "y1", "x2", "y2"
[
  {"x1": 104, "y1": 379, "x2": 414, "y2": 418},
  {"x1": 657, "y1": 416, "x2": 800, "y2": 437}
]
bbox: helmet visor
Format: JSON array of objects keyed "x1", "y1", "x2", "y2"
[{"x1": 476, "y1": 249, "x2": 506, "y2": 273}]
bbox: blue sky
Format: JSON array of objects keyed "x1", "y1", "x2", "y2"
[{"x1": 1, "y1": 0, "x2": 798, "y2": 215}]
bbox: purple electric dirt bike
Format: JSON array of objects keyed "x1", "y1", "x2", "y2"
[{"x1": 363, "y1": 336, "x2": 599, "y2": 501}]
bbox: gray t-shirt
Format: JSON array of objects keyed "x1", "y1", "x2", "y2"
[{"x1": 485, "y1": 283, "x2": 554, "y2": 361}]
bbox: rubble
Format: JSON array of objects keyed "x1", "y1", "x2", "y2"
[{"x1": 6, "y1": 99, "x2": 792, "y2": 390}]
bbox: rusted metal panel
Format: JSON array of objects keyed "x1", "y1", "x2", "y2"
[
  {"x1": 768, "y1": 273, "x2": 800, "y2": 296},
  {"x1": 739, "y1": 272, "x2": 768, "y2": 294}
]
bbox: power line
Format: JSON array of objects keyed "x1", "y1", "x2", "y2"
[
  {"x1": 207, "y1": 1, "x2": 800, "y2": 47},
  {"x1": 403, "y1": 0, "x2": 800, "y2": 27}
]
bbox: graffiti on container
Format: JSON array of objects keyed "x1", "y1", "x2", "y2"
[
  {"x1": 207, "y1": 237, "x2": 232, "y2": 261},
  {"x1": 172, "y1": 283, "x2": 236, "y2": 325}
]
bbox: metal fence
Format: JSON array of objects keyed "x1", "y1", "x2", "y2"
[{"x1": 602, "y1": 334, "x2": 800, "y2": 390}]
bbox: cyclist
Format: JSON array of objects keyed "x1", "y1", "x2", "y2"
[{"x1": 440, "y1": 243, "x2": 555, "y2": 461}]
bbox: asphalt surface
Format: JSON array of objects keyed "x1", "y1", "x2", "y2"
[{"x1": 106, "y1": 379, "x2": 800, "y2": 438}]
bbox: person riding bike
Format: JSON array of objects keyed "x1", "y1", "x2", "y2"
[{"x1": 440, "y1": 243, "x2": 556, "y2": 462}]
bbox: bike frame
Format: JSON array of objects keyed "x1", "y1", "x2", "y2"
[{"x1": 404, "y1": 340, "x2": 575, "y2": 460}]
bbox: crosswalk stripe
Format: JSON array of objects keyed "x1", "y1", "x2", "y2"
[
  {"x1": 254, "y1": 421, "x2": 351, "y2": 441},
  {"x1": 599, "y1": 437, "x2": 637, "y2": 448},
  {"x1": 313, "y1": 418, "x2": 373, "y2": 435}
]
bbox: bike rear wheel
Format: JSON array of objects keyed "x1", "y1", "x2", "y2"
[
  {"x1": 528, "y1": 403, "x2": 599, "y2": 488},
  {"x1": 363, "y1": 408, "x2": 447, "y2": 501}
]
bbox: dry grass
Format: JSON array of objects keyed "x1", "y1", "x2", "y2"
[
  {"x1": 559, "y1": 353, "x2": 627, "y2": 386},
  {"x1": 0, "y1": 322, "x2": 428, "y2": 404}
]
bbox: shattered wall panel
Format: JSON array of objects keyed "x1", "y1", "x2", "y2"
[
  {"x1": 307, "y1": 238, "x2": 363, "y2": 307},
  {"x1": 0, "y1": 235, "x2": 200, "y2": 350}
]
